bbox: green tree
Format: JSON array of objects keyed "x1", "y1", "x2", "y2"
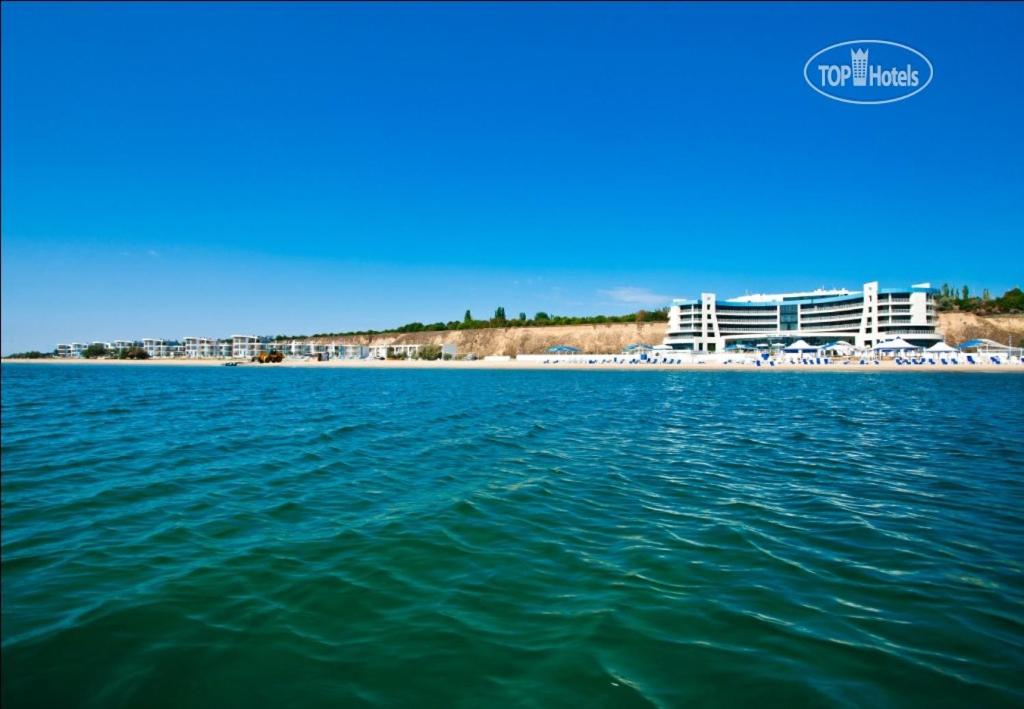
[
  {"x1": 5, "y1": 351, "x2": 48, "y2": 359},
  {"x1": 416, "y1": 344, "x2": 442, "y2": 361},
  {"x1": 998, "y1": 287, "x2": 1024, "y2": 311},
  {"x1": 463, "y1": 310, "x2": 473, "y2": 325},
  {"x1": 518, "y1": 312, "x2": 527, "y2": 322},
  {"x1": 534, "y1": 311, "x2": 550, "y2": 322},
  {"x1": 493, "y1": 306, "x2": 506, "y2": 324},
  {"x1": 82, "y1": 343, "x2": 108, "y2": 359},
  {"x1": 982, "y1": 288, "x2": 990, "y2": 301},
  {"x1": 962, "y1": 285, "x2": 970, "y2": 301}
]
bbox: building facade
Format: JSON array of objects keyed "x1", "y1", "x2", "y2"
[
  {"x1": 54, "y1": 336, "x2": 383, "y2": 360},
  {"x1": 663, "y1": 281, "x2": 941, "y2": 352}
]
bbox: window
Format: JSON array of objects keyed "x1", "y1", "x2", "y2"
[{"x1": 780, "y1": 304, "x2": 798, "y2": 331}]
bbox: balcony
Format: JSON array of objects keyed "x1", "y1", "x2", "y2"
[
  {"x1": 799, "y1": 302, "x2": 865, "y2": 316},
  {"x1": 716, "y1": 318, "x2": 780, "y2": 326}
]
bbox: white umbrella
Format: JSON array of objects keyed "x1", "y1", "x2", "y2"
[
  {"x1": 926, "y1": 341, "x2": 956, "y2": 352},
  {"x1": 873, "y1": 337, "x2": 918, "y2": 351},
  {"x1": 822, "y1": 340, "x2": 855, "y2": 355},
  {"x1": 783, "y1": 339, "x2": 818, "y2": 353}
]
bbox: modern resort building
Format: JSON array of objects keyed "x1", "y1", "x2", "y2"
[{"x1": 662, "y1": 281, "x2": 942, "y2": 352}]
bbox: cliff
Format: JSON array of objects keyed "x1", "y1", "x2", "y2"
[{"x1": 308, "y1": 313, "x2": 1024, "y2": 357}]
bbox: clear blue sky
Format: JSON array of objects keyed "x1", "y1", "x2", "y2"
[{"x1": 2, "y1": 2, "x2": 1022, "y2": 353}]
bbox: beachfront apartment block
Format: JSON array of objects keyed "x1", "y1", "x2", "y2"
[
  {"x1": 663, "y1": 281, "x2": 942, "y2": 352},
  {"x1": 183, "y1": 337, "x2": 218, "y2": 359},
  {"x1": 55, "y1": 343, "x2": 86, "y2": 358},
  {"x1": 141, "y1": 339, "x2": 186, "y2": 358},
  {"x1": 54, "y1": 336, "x2": 375, "y2": 359},
  {"x1": 230, "y1": 335, "x2": 263, "y2": 359}
]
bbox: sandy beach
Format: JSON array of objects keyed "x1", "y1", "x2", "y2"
[{"x1": 3, "y1": 357, "x2": 1020, "y2": 373}]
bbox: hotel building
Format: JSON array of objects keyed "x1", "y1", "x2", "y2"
[
  {"x1": 55, "y1": 343, "x2": 84, "y2": 358},
  {"x1": 663, "y1": 281, "x2": 942, "y2": 352}
]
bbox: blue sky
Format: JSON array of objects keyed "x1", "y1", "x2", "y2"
[{"x1": 2, "y1": 2, "x2": 1022, "y2": 353}]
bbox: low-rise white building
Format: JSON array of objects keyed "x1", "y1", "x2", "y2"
[
  {"x1": 142, "y1": 339, "x2": 167, "y2": 358},
  {"x1": 183, "y1": 337, "x2": 218, "y2": 358},
  {"x1": 231, "y1": 335, "x2": 258, "y2": 359}
]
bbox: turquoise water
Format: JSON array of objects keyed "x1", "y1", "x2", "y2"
[{"x1": 2, "y1": 365, "x2": 1023, "y2": 707}]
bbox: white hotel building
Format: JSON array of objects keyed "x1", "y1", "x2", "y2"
[{"x1": 662, "y1": 281, "x2": 942, "y2": 352}]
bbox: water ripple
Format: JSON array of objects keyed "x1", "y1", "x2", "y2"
[{"x1": 2, "y1": 365, "x2": 1023, "y2": 706}]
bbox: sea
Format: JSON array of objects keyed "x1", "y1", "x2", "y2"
[{"x1": 2, "y1": 364, "x2": 1023, "y2": 707}]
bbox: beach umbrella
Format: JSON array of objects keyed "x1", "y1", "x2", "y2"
[
  {"x1": 873, "y1": 337, "x2": 918, "y2": 351},
  {"x1": 821, "y1": 340, "x2": 855, "y2": 355},
  {"x1": 926, "y1": 341, "x2": 957, "y2": 353},
  {"x1": 957, "y1": 338, "x2": 1009, "y2": 352},
  {"x1": 783, "y1": 339, "x2": 818, "y2": 353}
]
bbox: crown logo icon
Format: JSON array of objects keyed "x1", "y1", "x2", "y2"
[{"x1": 851, "y1": 48, "x2": 869, "y2": 86}]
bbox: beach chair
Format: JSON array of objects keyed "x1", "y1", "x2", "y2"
[{"x1": 967, "y1": 355, "x2": 977, "y2": 365}]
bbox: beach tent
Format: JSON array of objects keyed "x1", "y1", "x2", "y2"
[
  {"x1": 872, "y1": 337, "x2": 919, "y2": 352},
  {"x1": 724, "y1": 343, "x2": 754, "y2": 351},
  {"x1": 547, "y1": 345, "x2": 580, "y2": 354},
  {"x1": 821, "y1": 340, "x2": 855, "y2": 355},
  {"x1": 926, "y1": 341, "x2": 957, "y2": 353},
  {"x1": 622, "y1": 343, "x2": 654, "y2": 353},
  {"x1": 783, "y1": 339, "x2": 818, "y2": 353},
  {"x1": 957, "y1": 338, "x2": 1010, "y2": 352}
]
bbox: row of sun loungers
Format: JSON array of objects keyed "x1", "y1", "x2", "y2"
[{"x1": 540, "y1": 354, "x2": 1022, "y2": 366}]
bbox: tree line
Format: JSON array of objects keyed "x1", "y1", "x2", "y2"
[
  {"x1": 279, "y1": 307, "x2": 671, "y2": 340},
  {"x1": 935, "y1": 285, "x2": 1024, "y2": 315}
]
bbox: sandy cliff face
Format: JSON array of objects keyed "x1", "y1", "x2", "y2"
[
  {"x1": 937, "y1": 312, "x2": 1024, "y2": 345},
  {"x1": 309, "y1": 313, "x2": 1024, "y2": 356},
  {"x1": 312, "y1": 322, "x2": 668, "y2": 356}
]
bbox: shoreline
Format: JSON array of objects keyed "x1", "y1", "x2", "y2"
[{"x1": 3, "y1": 358, "x2": 1020, "y2": 373}]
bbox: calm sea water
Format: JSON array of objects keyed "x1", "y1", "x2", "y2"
[{"x1": 2, "y1": 364, "x2": 1023, "y2": 707}]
